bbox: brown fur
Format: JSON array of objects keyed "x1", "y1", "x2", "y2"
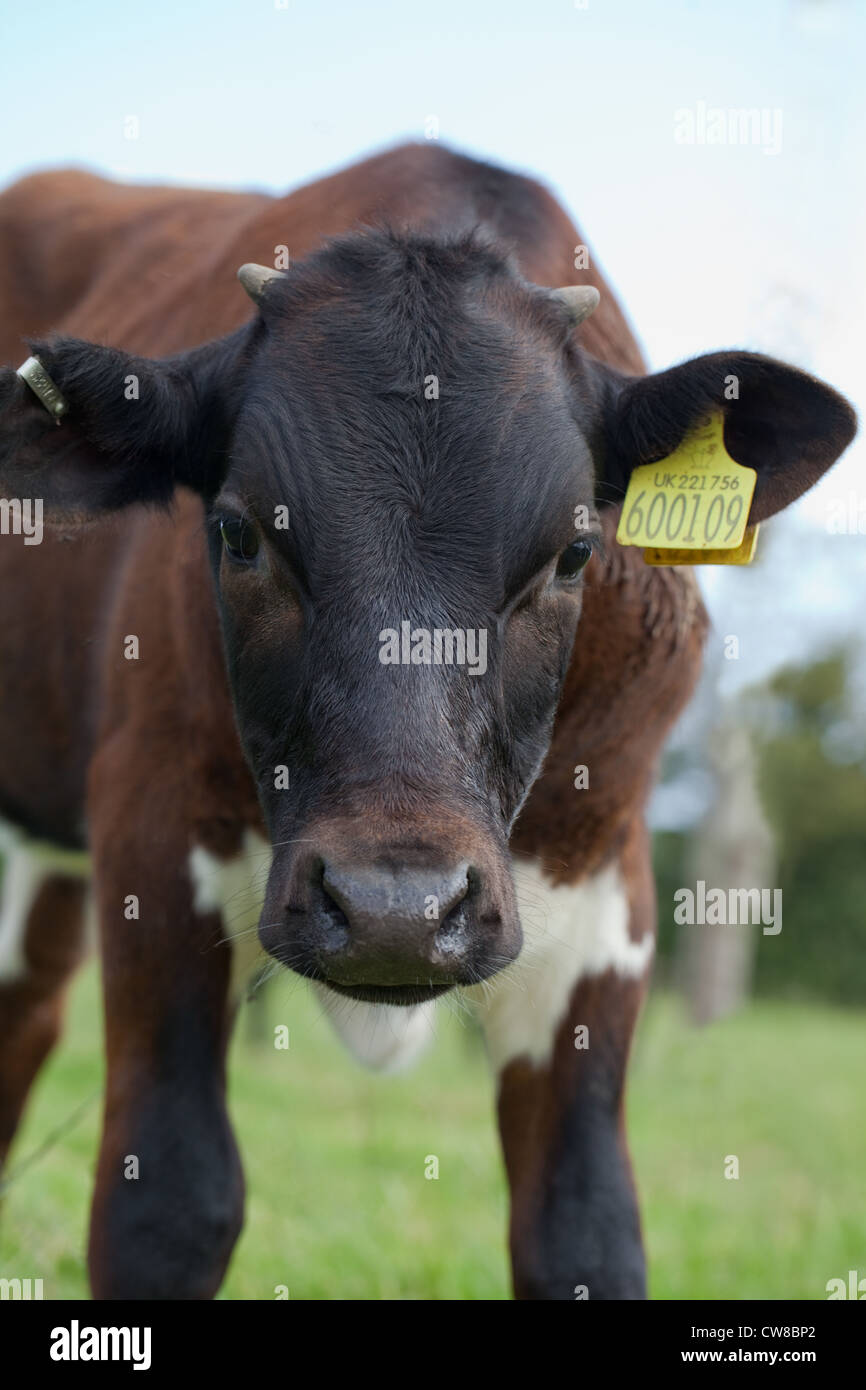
[{"x1": 0, "y1": 143, "x2": 705, "y2": 1299}]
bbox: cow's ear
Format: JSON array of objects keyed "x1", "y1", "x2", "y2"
[
  {"x1": 589, "y1": 350, "x2": 856, "y2": 522},
  {"x1": 0, "y1": 328, "x2": 248, "y2": 523}
]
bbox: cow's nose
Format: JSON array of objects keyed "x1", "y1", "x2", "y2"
[{"x1": 311, "y1": 857, "x2": 474, "y2": 988}]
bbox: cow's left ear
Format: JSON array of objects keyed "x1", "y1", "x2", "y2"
[
  {"x1": 0, "y1": 327, "x2": 249, "y2": 523},
  {"x1": 588, "y1": 350, "x2": 857, "y2": 522}
]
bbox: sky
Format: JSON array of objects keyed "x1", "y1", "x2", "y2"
[{"x1": 1, "y1": 0, "x2": 864, "y2": 678}]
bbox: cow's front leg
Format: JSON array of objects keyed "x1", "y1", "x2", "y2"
[
  {"x1": 471, "y1": 852, "x2": 654, "y2": 1300},
  {"x1": 86, "y1": 792, "x2": 248, "y2": 1300}
]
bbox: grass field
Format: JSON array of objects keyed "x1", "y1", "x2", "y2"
[{"x1": 1, "y1": 962, "x2": 863, "y2": 1300}]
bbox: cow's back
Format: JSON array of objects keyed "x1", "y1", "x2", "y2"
[{"x1": 0, "y1": 145, "x2": 647, "y2": 364}]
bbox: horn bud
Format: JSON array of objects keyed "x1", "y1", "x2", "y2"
[
  {"x1": 237, "y1": 263, "x2": 286, "y2": 304},
  {"x1": 551, "y1": 284, "x2": 600, "y2": 326}
]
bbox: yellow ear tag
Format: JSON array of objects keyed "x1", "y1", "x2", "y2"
[
  {"x1": 643, "y1": 524, "x2": 759, "y2": 566},
  {"x1": 615, "y1": 410, "x2": 758, "y2": 564}
]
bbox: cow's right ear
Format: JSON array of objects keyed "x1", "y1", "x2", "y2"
[
  {"x1": 586, "y1": 350, "x2": 857, "y2": 523},
  {"x1": 0, "y1": 328, "x2": 249, "y2": 523}
]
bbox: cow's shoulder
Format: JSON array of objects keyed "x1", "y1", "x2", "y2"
[{"x1": 0, "y1": 167, "x2": 269, "y2": 356}]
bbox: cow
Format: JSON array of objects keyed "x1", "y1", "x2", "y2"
[{"x1": 0, "y1": 143, "x2": 855, "y2": 1300}]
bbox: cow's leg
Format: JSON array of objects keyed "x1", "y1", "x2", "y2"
[
  {"x1": 470, "y1": 851, "x2": 654, "y2": 1300},
  {"x1": 0, "y1": 833, "x2": 88, "y2": 1168},
  {"x1": 86, "y1": 800, "x2": 249, "y2": 1300}
]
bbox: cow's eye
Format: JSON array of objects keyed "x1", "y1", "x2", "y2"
[
  {"x1": 555, "y1": 538, "x2": 593, "y2": 581},
  {"x1": 220, "y1": 516, "x2": 259, "y2": 563}
]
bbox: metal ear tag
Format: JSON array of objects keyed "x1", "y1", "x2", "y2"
[{"x1": 16, "y1": 355, "x2": 69, "y2": 423}]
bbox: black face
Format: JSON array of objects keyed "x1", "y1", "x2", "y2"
[
  {"x1": 206, "y1": 232, "x2": 602, "y2": 1003},
  {"x1": 1, "y1": 230, "x2": 855, "y2": 1005}
]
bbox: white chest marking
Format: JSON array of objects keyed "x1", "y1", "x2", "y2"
[
  {"x1": 0, "y1": 819, "x2": 91, "y2": 983},
  {"x1": 309, "y1": 982, "x2": 437, "y2": 1073},
  {"x1": 188, "y1": 830, "x2": 273, "y2": 1000},
  {"x1": 466, "y1": 859, "x2": 654, "y2": 1072}
]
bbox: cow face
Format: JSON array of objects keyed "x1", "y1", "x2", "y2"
[
  {"x1": 0, "y1": 230, "x2": 855, "y2": 1003},
  {"x1": 206, "y1": 237, "x2": 605, "y2": 1002}
]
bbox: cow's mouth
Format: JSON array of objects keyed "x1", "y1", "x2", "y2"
[{"x1": 321, "y1": 978, "x2": 453, "y2": 1007}]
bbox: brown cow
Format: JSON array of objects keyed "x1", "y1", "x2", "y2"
[{"x1": 0, "y1": 143, "x2": 855, "y2": 1299}]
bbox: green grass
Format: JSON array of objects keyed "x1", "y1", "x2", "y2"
[{"x1": 1, "y1": 964, "x2": 864, "y2": 1299}]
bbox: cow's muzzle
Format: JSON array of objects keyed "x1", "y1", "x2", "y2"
[{"x1": 260, "y1": 838, "x2": 520, "y2": 1003}]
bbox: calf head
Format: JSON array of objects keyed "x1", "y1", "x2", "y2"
[{"x1": 0, "y1": 230, "x2": 855, "y2": 1003}]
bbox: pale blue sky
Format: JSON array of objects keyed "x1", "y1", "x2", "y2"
[{"x1": 1, "y1": 0, "x2": 863, "y2": 534}]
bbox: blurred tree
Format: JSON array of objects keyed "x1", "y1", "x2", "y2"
[
  {"x1": 654, "y1": 647, "x2": 866, "y2": 1007},
  {"x1": 750, "y1": 651, "x2": 866, "y2": 1005},
  {"x1": 677, "y1": 720, "x2": 774, "y2": 1024}
]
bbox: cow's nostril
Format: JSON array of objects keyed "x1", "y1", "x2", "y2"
[
  {"x1": 319, "y1": 862, "x2": 363, "y2": 927},
  {"x1": 444, "y1": 865, "x2": 471, "y2": 913},
  {"x1": 318, "y1": 881, "x2": 350, "y2": 928},
  {"x1": 320, "y1": 887, "x2": 350, "y2": 932},
  {"x1": 309, "y1": 859, "x2": 351, "y2": 949}
]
